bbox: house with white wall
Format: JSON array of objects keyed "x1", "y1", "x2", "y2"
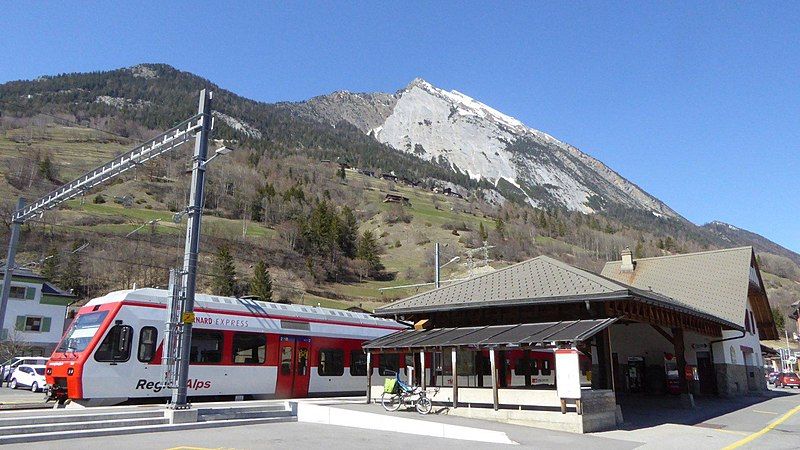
[
  {"x1": 602, "y1": 246, "x2": 777, "y2": 396},
  {"x1": 0, "y1": 266, "x2": 76, "y2": 356}
]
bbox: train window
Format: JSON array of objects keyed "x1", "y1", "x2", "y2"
[
  {"x1": 514, "y1": 359, "x2": 528, "y2": 376},
  {"x1": 541, "y1": 359, "x2": 552, "y2": 376},
  {"x1": 378, "y1": 354, "x2": 400, "y2": 376},
  {"x1": 318, "y1": 349, "x2": 344, "y2": 376},
  {"x1": 94, "y1": 324, "x2": 133, "y2": 363},
  {"x1": 456, "y1": 350, "x2": 475, "y2": 375},
  {"x1": 350, "y1": 350, "x2": 367, "y2": 376},
  {"x1": 297, "y1": 348, "x2": 308, "y2": 375},
  {"x1": 137, "y1": 327, "x2": 158, "y2": 363},
  {"x1": 280, "y1": 346, "x2": 293, "y2": 375},
  {"x1": 232, "y1": 333, "x2": 266, "y2": 365},
  {"x1": 532, "y1": 359, "x2": 540, "y2": 375},
  {"x1": 190, "y1": 330, "x2": 223, "y2": 364},
  {"x1": 474, "y1": 353, "x2": 491, "y2": 375}
]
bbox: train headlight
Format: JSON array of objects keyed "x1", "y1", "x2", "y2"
[
  {"x1": 46, "y1": 368, "x2": 52, "y2": 375},
  {"x1": 67, "y1": 368, "x2": 74, "y2": 376}
]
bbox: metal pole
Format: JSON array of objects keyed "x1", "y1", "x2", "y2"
[
  {"x1": 366, "y1": 351, "x2": 372, "y2": 404},
  {"x1": 490, "y1": 349, "x2": 499, "y2": 411},
  {"x1": 0, "y1": 198, "x2": 25, "y2": 340},
  {"x1": 170, "y1": 90, "x2": 212, "y2": 409},
  {"x1": 451, "y1": 347, "x2": 458, "y2": 408},
  {"x1": 434, "y1": 243, "x2": 440, "y2": 289},
  {"x1": 420, "y1": 351, "x2": 426, "y2": 389}
]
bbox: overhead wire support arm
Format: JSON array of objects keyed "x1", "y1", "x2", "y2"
[{"x1": 12, "y1": 114, "x2": 204, "y2": 223}]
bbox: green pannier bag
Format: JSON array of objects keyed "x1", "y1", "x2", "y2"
[{"x1": 384, "y1": 378, "x2": 398, "y2": 394}]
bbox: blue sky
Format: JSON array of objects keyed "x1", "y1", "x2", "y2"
[{"x1": 2, "y1": 2, "x2": 798, "y2": 251}]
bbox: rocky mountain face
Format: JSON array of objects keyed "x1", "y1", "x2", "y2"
[
  {"x1": 292, "y1": 78, "x2": 682, "y2": 219},
  {"x1": 703, "y1": 221, "x2": 800, "y2": 266}
]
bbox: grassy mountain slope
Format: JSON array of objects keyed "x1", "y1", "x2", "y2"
[{"x1": 0, "y1": 65, "x2": 796, "y2": 333}]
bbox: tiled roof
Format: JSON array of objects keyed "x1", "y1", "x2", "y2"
[
  {"x1": 376, "y1": 256, "x2": 630, "y2": 315},
  {"x1": 601, "y1": 247, "x2": 761, "y2": 330}
]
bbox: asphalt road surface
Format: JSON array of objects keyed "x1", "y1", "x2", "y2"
[{"x1": 0, "y1": 387, "x2": 797, "y2": 449}]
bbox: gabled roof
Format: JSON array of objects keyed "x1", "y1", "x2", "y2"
[
  {"x1": 601, "y1": 246, "x2": 777, "y2": 339},
  {"x1": 374, "y1": 256, "x2": 742, "y2": 330},
  {"x1": 376, "y1": 256, "x2": 629, "y2": 315},
  {"x1": 0, "y1": 266, "x2": 74, "y2": 297}
]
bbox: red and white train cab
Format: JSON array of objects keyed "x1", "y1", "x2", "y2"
[{"x1": 45, "y1": 288, "x2": 405, "y2": 406}]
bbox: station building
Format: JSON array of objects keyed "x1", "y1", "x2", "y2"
[{"x1": 363, "y1": 246, "x2": 777, "y2": 432}]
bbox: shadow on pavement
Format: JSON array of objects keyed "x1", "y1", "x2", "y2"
[{"x1": 616, "y1": 389, "x2": 797, "y2": 430}]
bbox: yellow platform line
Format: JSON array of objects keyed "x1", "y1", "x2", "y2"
[{"x1": 722, "y1": 403, "x2": 800, "y2": 449}]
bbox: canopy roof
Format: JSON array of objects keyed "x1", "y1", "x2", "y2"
[{"x1": 363, "y1": 318, "x2": 618, "y2": 352}]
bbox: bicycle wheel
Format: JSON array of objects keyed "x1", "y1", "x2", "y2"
[
  {"x1": 416, "y1": 395, "x2": 433, "y2": 415},
  {"x1": 381, "y1": 392, "x2": 402, "y2": 411}
]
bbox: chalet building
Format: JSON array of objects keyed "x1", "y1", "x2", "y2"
[
  {"x1": 383, "y1": 194, "x2": 411, "y2": 206},
  {"x1": 601, "y1": 247, "x2": 777, "y2": 396},
  {"x1": 0, "y1": 267, "x2": 76, "y2": 356},
  {"x1": 363, "y1": 247, "x2": 777, "y2": 433},
  {"x1": 380, "y1": 173, "x2": 399, "y2": 183}
]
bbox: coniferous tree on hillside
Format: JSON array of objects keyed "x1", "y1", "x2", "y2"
[
  {"x1": 339, "y1": 206, "x2": 359, "y2": 259},
  {"x1": 250, "y1": 261, "x2": 272, "y2": 302},
  {"x1": 357, "y1": 230, "x2": 383, "y2": 275},
  {"x1": 212, "y1": 246, "x2": 237, "y2": 297}
]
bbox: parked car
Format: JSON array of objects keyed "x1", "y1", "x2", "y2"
[
  {"x1": 776, "y1": 372, "x2": 800, "y2": 388},
  {"x1": 0, "y1": 357, "x2": 48, "y2": 384},
  {"x1": 8, "y1": 364, "x2": 47, "y2": 392},
  {"x1": 767, "y1": 372, "x2": 781, "y2": 385}
]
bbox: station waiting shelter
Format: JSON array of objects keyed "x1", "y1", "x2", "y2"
[{"x1": 362, "y1": 248, "x2": 777, "y2": 433}]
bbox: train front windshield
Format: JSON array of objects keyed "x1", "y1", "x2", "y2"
[{"x1": 56, "y1": 311, "x2": 109, "y2": 353}]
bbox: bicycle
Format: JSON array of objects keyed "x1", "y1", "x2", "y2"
[{"x1": 380, "y1": 371, "x2": 438, "y2": 415}]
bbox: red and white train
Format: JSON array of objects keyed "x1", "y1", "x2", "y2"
[
  {"x1": 46, "y1": 288, "x2": 590, "y2": 406},
  {"x1": 45, "y1": 288, "x2": 405, "y2": 406}
]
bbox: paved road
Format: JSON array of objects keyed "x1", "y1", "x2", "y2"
[
  {"x1": 0, "y1": 384, "x2": 47, "y2": 405},
  {"x1": 0, "y1": 388, "x2": 796, "y2": 449},
  {"x1": 598, "y1": 387, "x2": 800, "y2": 449}
]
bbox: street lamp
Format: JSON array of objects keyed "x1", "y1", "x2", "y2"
[
  {"x1": 125, "y1": 219, "x2": 161, "y2": 238},
  {"x1": 441, "y1": 256, "x2": 460, "y2": 269},
  {"x1": 201, "y1": 146, "x2": 234, "y2": 167}
]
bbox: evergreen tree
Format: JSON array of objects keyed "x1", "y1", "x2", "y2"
[
  {"x1": 337, "y1": 165, "x2": 346, "y2": 180},
  {"x1": 634, "y1": 239, "x2": 645, "y2": 258},
  {"x1": 211, "y1": 246, "x2": 237, "y2": 296},
  {"x1": 40, "y1": 246, "x2": 60, "y2": 284},
  {"x1": 339, "y1": 206, "x2": 359, "y2": 258},
  {"x1": 251, "y1": 260, "x2": 273, "y2": 301},
  {"x1": 60, "y1": 241, "x2": 85, "y2": 298},
  {"x1": 357, "y1": 230, "x2": 384, "y2": 274},
  {"x1": 478, "y1": 222, "x2": 488, "y2": 241}
]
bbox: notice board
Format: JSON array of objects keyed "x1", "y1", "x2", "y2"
[{"x1": 555, "y1": 349, "x2": 581, "y2": 399}]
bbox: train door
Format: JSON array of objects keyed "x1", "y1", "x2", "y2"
[{"x1": 275, "y1": 336, "x2": 311, "y2": 398}]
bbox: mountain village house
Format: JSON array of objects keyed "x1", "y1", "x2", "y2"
[
  {"x1": 364, "y1": 247, "x2": 777, "y2": 433},
  {"x1": 0, "y1": 267, "x2": 75, "y2": 356}
]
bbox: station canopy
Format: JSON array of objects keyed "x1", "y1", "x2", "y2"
[{"x1": 363, "y1": 318, "x2": 618, "y2": 353}]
